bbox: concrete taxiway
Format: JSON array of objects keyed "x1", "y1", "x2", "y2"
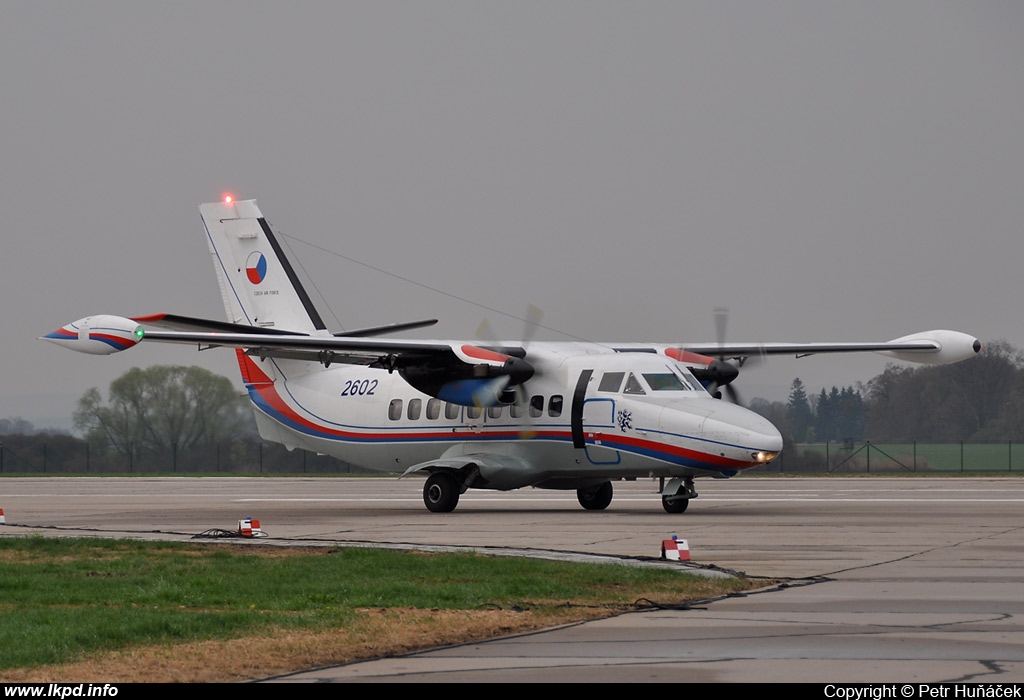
[{"x1": 1, "y1": 475, "x2": 1022, "y2": 682}]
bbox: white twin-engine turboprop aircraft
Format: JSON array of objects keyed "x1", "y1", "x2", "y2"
[{"x1": 43, "y1": 197, "x2": 982, "y2": 513}]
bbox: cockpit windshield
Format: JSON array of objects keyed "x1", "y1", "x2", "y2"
[
  {"x1": 596, "y1": 362, "x2": 708, "y2": 395},
  {"x1": 643, "y1": 372, "x2": 690, "y2": 391},
  {"x1": 650, "y1": 366, "x2": 708, "y2": 393}
]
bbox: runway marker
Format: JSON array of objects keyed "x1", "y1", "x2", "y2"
[
  {"x1": 0, "y1": 508, "x2": 5, "y2": 524},
  {"x1": 661, "y1": 535, "x2": 690, "y2": 561},
  {"x1": 237, "y1": 517, "x2": 262, "y2": 537}
]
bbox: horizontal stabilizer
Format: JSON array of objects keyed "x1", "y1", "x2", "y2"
[{"x1": 133, "y1": 313, "x2": 438, "y2": 338}]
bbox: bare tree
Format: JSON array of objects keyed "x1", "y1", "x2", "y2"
[{"x1": 74, "y1": 366, "x2": 253, "y2": 458}]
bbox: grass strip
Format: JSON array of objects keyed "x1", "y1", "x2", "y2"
[{"x1": 0, "y1": 536, "x2": 759, "y2": 681}]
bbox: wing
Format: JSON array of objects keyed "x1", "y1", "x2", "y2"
[
  {"x1": 132, "y1": 313, "x2": 441, "y2": 339},
  {"x1": 614, "y1": 330, "x2": 982, "y2": 366},
  {"x1": 41, "y1": 314, "x2": 533, "y2": 407},
  {"x1": 41, "y1": 314, "x2": 980, "y2": 404}
]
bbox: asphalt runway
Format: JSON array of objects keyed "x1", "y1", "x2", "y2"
[{"x1": 2, "y1": 475, "x2": 1023, "y2": 683}]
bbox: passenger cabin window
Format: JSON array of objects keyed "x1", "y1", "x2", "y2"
[
  {"x1": 529, "y1": 395, "x2": 544, "y2": 418},
  {"x1": 623, "y1": 373, "x2": 646, "y2": 395},
  {"x1": 426, "y1": 398, "x2": 441, "y2": 420},
  {"x1": 407, "y1": 398, "x2": 422, "y2": 420},
  {"x1": 445, "y1": 402, "x2": 460, "y2": 420},
  {"x1": 598, "y1": 372, "x2": 625, "y2": 392},
  {"x1": 643, "y1": 373, "x2": 689, "y2": 391},
  {"x1": 548, "y1": 395, "x2": 563, "y2": 417},
  {"x1": 388, "y1": 399, "x2": 403, "y2": 421},
  {"x1": 510, "y1": 401, "x2": 525, "y2": 418},
  {"x1": 488, "y1": 406, "x2": 503, "y2": 419},
  {"x1": 467, "y1": 406, "x2": 482, "y2": 420}
]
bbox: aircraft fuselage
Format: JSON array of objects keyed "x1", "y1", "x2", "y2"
[{"x1": 239, "y1": 344, "x2": 784, "y2": 491}]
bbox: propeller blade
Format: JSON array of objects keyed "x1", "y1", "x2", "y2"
[
  {"x1": 522, "y1": 304, "x2": 543, "y2": 347},
  {"x1": 714, "y1": 306, "x2": 728, "y2": 348},
  {"x1": 475, "y1": 319, "x2": 496, "y2": 343},
  {"x1": 705, "y1": 307, "x2": 766, "y2": 404},
  {"x1": 724, "y1": 383, "x2": 744, "y2": 407}
]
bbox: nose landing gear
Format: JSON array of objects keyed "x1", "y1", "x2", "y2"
[{"x1": 660, "y1": 476, "x2": 697, "y2": 514}]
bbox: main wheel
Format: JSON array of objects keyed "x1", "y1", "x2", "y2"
[
  {"x1": 423, "y1": 472, "x2": 460, "y2": 513},
  {"x1": 577, "y1": 482, "x2": 613, "y2": 511},
  {"x1": 662, "y1": 495, "x2": 690, "y2": 514}
]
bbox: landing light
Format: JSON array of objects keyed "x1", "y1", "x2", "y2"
[{"x1": 752, "y1": 451, "x2": 778, "y2": 464}]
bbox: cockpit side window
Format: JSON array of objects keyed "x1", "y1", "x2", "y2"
[
  {"x1": 623, "y1": 373, "x2": 646, "y2": 395},
  {"x1": 677, "y1": 369, "x2": 706, "y2": 392},
  {"x1": 598, "y1": 371, "x2": 625, "y2": 392}
]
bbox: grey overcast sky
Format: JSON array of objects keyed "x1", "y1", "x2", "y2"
[{"x1": 3, "y1": 2, "x2": 1022, "y2": 430}]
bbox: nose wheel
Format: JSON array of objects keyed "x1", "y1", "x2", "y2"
[
  {"x1": 660, "y1": 476, "x2": 697, "y2": 514},
  {"x1": 661, "y1": 495, "x2": 690, "y2": 513}
]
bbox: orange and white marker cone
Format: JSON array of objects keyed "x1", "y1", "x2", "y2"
[
  {"x1": 661, "y1": 535, "x2": 690, "y2": 561},
  {"x1": 237, "y1": 517, "x2": 261, "y2": 537},
  {"x1": 0, "y1": 508, "x2": 5, "y2": 524}
]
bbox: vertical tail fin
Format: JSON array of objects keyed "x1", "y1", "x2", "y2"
[{"x1": 199, "y1": 198, "x2": 327, "y2": 335}]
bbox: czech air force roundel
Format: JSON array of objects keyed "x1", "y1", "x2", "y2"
[{"x1": 246, "y1": 252, "x2": 267, "y2": 284}]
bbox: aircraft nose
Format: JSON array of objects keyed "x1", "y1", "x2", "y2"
[{"x1": 700, "y1": 400, "x2": 784, "y2": 453}]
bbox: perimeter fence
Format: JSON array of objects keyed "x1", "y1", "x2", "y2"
[
  {"x1": 0, "y1": 434, "x2": 361, "y2": 475},
  {"x1": 759, "y1": 440, "x2": 1024, "y2": 474},
  {"x1": 2, "y1": 433, "x2": 1024, "y2": 476}
]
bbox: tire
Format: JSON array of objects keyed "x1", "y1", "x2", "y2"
[
  {"x1": 662, "y1": 495, "x2": 690, "y2": 514},
  {"x1": 577, "y1": 482, "x2": 613, "y2": 511},
  {"x1": 423, "y1": 472, "x2": 460, "y2": 513}
]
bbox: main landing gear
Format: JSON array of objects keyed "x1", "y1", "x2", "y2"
[
  {"x1": 423, "y1": 471, "x2": 462, "y2": 513},
  {"x1": 576, "y1": 481, "x2": 613, "y2": 511},
  {"x1": 660, "y1": 476, "x2": 697, "y2": 514},
  {"x1": 422, "y1": 473, "x2": 698, "y2": 514}
]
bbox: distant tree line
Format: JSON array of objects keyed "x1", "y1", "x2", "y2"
[
  {"x1": 749, "y1": 340, "x2": 1023, "y2": 444},
  {"x1": 0, "y1": 365, "x2": 361, "y2": 474},
  {"x1": 0, "y1": 344, "x2": 1020, "y2": 473}
]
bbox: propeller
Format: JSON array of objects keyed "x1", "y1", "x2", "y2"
[
  {"x1": 694, "y1": 307, "x2": 765, "y2": 405},
  {"x1": 476, "y1": 305, "x2": 545, "y2": 434},
  {"x1": 710, "y1": 307, "x2": 738, "y2": 401}
]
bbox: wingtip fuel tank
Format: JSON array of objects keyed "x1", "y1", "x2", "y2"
[{"x1": 40, "y1": 315, "x2": 143, "y2": 355}]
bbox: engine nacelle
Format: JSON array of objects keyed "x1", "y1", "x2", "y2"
[
  {"x1": 398, "y1": 344, "x2": 534, "y2": 407},
  {"x1": 41, "y1": 315, "x2": 144, "y2": 355},
  {"x1": 877, "y1": 330, "x2": 982, "y2": 365}
]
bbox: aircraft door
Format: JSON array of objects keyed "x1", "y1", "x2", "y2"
[{"x1": 571, "y1": 369, "x2": 621, "y2": 465}]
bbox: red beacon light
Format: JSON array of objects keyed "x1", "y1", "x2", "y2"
[{"x1": 223, "y1": 193, "x2": 234, "y2": 204}]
